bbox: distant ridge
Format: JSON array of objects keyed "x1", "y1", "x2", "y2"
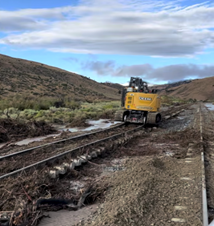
[{"x1": 152, "y1": 77, "x2": 214, "y2": 101}]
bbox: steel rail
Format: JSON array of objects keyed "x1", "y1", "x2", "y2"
[
  {"x1": 0, "y1": 105, "x2": 189, "y2": 161},
  {"x1": 0, "y1": 106, "x2": 188, "y2": 181},
  {"x1": 0, "y1": 125, "x2": 143, "y2": 181},
  {"x1": 200, "y1": 105, "x2": 211, "y2": 226},
  {"x1": 0, "y1": 122, "x2": 125, "y2": 161}
]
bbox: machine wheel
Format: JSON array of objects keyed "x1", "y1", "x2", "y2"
[
  {"x1": 123, "y1": 113, "x2": 130, "y2": 124},
  {"x1": 123, "y1": 114, "x2": 127, "y2": 122},
  {"x1": 114, "y1": 110, "x2": 125, "y2": 121},
  {"x1": 156, "y1": 114, "x2": 161, "y2": 124},
  {"x1": 143, "y1": 116, "x2": 147, "y2": 125},
  {"x1": 147, "y1": 113, "x2": 162, "y2": 125}
]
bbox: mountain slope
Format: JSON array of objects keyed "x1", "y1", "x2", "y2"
[
  {"x1": 161, "y1": 77, "x2": 214, "y2": 101},
  {"x1": 0, "y1": 54, "x2": 120, "y2": 101}
]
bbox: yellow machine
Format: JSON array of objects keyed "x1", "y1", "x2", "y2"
[{"x1": 114, "y1": 77, "x2": 161, "y2": 125}]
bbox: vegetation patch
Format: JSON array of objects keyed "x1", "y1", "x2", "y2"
[
  {"x1": 0, "y1": 99, "x2": 121, "y2": 126},
  {"x1": 161, "y1": 95, "x2": 194, "y2": 106}
]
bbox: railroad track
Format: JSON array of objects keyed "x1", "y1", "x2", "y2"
[
  {"x1": 0, "y1": 122, "x2": 138, "y2": 179},
  {"x1": 0, "y1": 122, "x2": 125, "y2": 159},
  {"x1": 0, "y1": 104, "x2": 191, "y2": 226},
  {"x1": 168, "y1": 103, "x2": 214, "y2": 226},
  {"x1": 201, "y1": 104, "x2": 214, "y2": 226},
  {"x1": 0, "y1": 106, "x2": 186, "y2": 181}
]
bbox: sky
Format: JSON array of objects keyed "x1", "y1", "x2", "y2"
[{"x1": 1, "y1": 0, "x2": 214, "y2": 85}]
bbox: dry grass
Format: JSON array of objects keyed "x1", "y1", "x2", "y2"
[
  {"x1": 162, "y1": 77, "x2": 214, "y2": 101},
  {"x1": 0, "y1": 54, "x2": 120, "y2": 101}
]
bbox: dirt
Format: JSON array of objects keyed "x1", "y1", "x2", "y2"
[
  {"x1": 0, "y1": 119, "x2": 56, "y2": 143},
  {"x1": 160, "y1": 105, "x2": 197, "y2": 132},
  {"x1": 0, "y1": 124, "x2": 138, "y2": 176},
  {"x1": 72, "y1": 105, "x2": 203, "y2": 226},
  {"x1": 0, "y1": 104, "x2": 205, "y2": 226},
  {"x1": 80, "y1": 156, "x2": 202, "y2": 226}
]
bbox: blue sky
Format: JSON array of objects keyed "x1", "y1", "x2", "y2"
[{"x1": 1, "y1": 0, "x2": 214, "y2": 85}]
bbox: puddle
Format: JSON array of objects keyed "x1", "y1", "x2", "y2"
[
  {"x1": 15, "y1": 133, "x2": 61, "y2": 146},
  {"x1": 205, "y1": 103, "x2": 214, "y2": 111},
  {"x1": 64, "y1": 119, "x2": 120, "y2": 132},
  {"x1": 177, "y1": 116, "x2": 184, "y2": 120},
  {"x1": 164, "y1": 151, "x2": 174, "y2": 156},
  {"x1": 103, "y1": 166, "x2": 125, "y2": 172},
  {"x1": 100, "y1": 158, "x2": 127, "y2": 177},
  {"x1": 10, "y1": 119, "x2": 119, "y2": 147}
]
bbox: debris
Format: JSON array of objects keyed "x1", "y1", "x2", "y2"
[{"x1": 0, "y1": 119, "x2": 56, "y2": 143}]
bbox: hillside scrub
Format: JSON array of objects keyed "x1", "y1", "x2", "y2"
[
  {"x1": 0, "y1": 95, "x2": 193, "y2": 126},
  {"x1": 0, "y1": 100, "x2": 121, "y2": 125},
  {"x1": 161, "y1": 95, "x2": 193, "y2": 106},
  {"x1": 0, "y1": 95, "x2": 82, "y2": 111}
]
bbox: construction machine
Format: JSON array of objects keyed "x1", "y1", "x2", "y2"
[{"x1": 114, "y1": 77, "x2": 161, "y2": 125}]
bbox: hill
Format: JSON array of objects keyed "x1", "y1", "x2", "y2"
[
  {"x1": 101, "y1": 82, "x2": 124, "y2": 91},
  {"x1": 0, "y1": 54, "x2": 120, "y2": 102},
  {"x1": 152, "y1": 80, "x2": 192, "y2": 92},
  {"x1": 156, "y1": 77, "x2": 214, "y2": 101}
]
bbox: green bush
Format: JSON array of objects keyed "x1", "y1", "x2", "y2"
[
  {"x1": 0, "y1": 98, "x2": 121, "y2": 124},
  {"x1": 65, "y1": 100, "x2": 81, "y2": 110}
]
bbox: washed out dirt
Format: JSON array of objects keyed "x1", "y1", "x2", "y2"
[
  {"x1": 0, "y1": 124, "x2": 138, "y2": 176},
  {"x1": 0, "y1": 164, "x2": 109, "y2": 225},
  {"x1": 39, "y1": 106, "x2": 203, "y2": 226},
  {"x1": 0, "y1": 119, "x2": 56, "y2": 143},
  {"x1": 0, "y1": 104, "x2": 204, "y2": 226},
  {"x1": 0, "y1": 120, "x2": 120, "y2": 157},
  {"x1": 80, "y1": 156, "x2": 202, "y2": 226},
  {"x1": 72, "y1": 105, "x2": 203, "y2": 226}
]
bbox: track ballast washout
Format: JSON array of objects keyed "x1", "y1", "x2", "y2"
[{"x1": 1, "y1": 103, "x2": 211, "y2": 226}]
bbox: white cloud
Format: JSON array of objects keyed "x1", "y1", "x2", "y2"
[
  {"x1": 1, "y1": 0, "x2": 214, "y2": 57},
  {"x1": 80, "y1": 60, "x2": 214, "y2": 83}
]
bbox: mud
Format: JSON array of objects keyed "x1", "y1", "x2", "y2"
[
  {"x1": 160, "y1": 104, "x2": 197, "y2": 132},
  {"x1": 0, "y1": 119, "x2": 56, "y2": 143},
  {"x1": 0, "y1": 120, "x2": 121, "y2": 157}
]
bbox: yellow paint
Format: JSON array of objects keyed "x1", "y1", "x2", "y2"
[{"x1": 125, "y1": 92, "x2": 161, "y2": 112}]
